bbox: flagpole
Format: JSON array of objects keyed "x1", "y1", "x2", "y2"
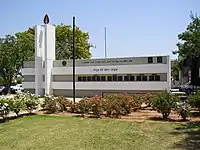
[{"x1": 104, "y1": 27, "x2": 107, "y2": 58}]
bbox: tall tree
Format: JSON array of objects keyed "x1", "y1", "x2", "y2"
[
  {"x1": 55, "y1": 24, "x2": 92, "y2": 59},
  {"x1": 0, "y1": 24, "x2": 93, "y2": 86},
  {"x1": 173, "y1": 12, "x2": 200, "y2": 85},
  {"x1": 15, "y1": 24, "x2": 93, "y2": 61}
]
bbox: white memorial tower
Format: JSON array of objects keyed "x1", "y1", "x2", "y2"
[{"x1": 35, "y1": 14, "x2": 55, "y2": 95}]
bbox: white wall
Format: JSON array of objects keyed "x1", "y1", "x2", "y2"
[
  {"x1": 52, "y1": 82, "x2": 168, "y2": 91},
  {"x1": 52, "y1": 64, "x2": 169, "y2": 75}
]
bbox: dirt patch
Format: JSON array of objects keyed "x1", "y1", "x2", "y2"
[{"x1": 36, "y1": 108, "x2": 200, "y2": 123}]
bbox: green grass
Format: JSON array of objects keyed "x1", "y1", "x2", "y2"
[{"x1": 0, "y1": 115, "x2": 199, "y2": 150}]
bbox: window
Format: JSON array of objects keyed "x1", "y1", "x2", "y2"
[
  {"x1": 117, "y1": 76, "x2": 123, "y2": 81},
  {"x1": 149, "y1": 75, "x2": 154, "y2": 81},
  {"x1": 136, "y1": 76, "x2": 142, "y2": 81},
  {"x1": 155, "y1": 75, "x2": 160, "y2": 81},
  {"x1": 92, "y1": 76, "x2": 96, "y2": 81},
  {"x1": 124, "y1": 76, "x2": 129, "y2": 81},
  {"x1": 113, "y1": 75, "x2": 117, "y2": 81},
  {"x1": 87, "y1": 76, "x2": 91, "y2": 81},
  {"x1": 157, "y1": 57, "x2": 162, "y2": 63},
  {"x1": 101, "y1": 76, "x2": 106, "y2": 81},
  {"x1": 78, "y1": 76, "x2": 82, "y2": 81},
  {"x1": 107, "y1": 76, "x2": 112, "y2": 81},
  {"x1": 82, "y1": 76, "x2": 86, "y2": 81},
  {"x1": 97, "y1": 76, "x2": 101, "y2": 81},
  {"x1": 130, "y1": 76, "x2": 135, "y2": 81},
  {"x1": 148, "y1": 57, "x2": 153, "y2": 63},
  {"x1": 142, "y1": 75, "x2": 147, "y2": 81}
]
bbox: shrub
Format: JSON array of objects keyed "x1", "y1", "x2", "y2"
[
  {"x1": 152, "y1": 91, "x2": 178, "y2": 119},
  {"x1": 175, "y1": 101, "x2": 190, "y2": 120},
  {"x1": 188, "y1": 90, "x2": 200, "y2": 111},
  {"x1": 0, "y1": 98, "x2": 10, "y2": 119},
  {"x1": 103, "y1": 95, "x2": 122, "y2": 118},
  {"x1": 56, "y1": 96, "x2": 71, "y2": 112},
  {"x1": 15, "y1": 92, "x2": 39, "y2": 114},
  {"x1": 87, "y1": 96, "x2": 104, "y2": 118},
  {"x1": 76, "y1": 98, "x2": 90, "y2": 116},
  {"x1": 8, "y1": 97, "x2": 26, "y2": 116},
  {"x1": 104, "y1": 94, "x2": 136, "y2": 118},
  {"x1": 42, "y1": 95, "x2": 71, "y2": 113},
  {"x1": 42, "y1": 95, "x2": 60, "y2": 113}
]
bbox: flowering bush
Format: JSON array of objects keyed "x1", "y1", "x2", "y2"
[
  {"x1": 76, "y1": 98, "x2": 90, "y2": 116},
  {"x1": 42, "y1": 95, "x2": 71, "y2": 113},
  {"x1": 0, "y1": 98, "x2": 10, "y2": 119},
  {"x1": 103, "y1": 95, "x2": 123, "y2": 118},
  {"x1": 15, "y1": 92, "x2": 39, "y2": 114},
  {"x1": 152, "y1": 91, "x2": 179, "y2": 119},
  {"x1": 87, "y1": 96, "x2": 104, "y2": 118},
  {"x1": 8, "y1": 97, "x2": 26, "y2": 116},
  {"x1": 103, "y1": 94, "x2": 136, "y2": 118}
]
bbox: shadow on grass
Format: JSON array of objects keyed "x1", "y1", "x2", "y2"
[
  {"x1": 171, "y1": 121, "x2": 200, "y2": 150},
  {"x1": 148, "y1": 116, "x2": 189, "y2": 122},
  {"x1": 0, "y1": 113, "x2": 36, "y2": 123}
]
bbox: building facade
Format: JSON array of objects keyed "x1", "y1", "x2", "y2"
[
  {"x1": 22, "y1": 22, "x2": 171, "y2": 97},
  {"x1": 22, "y1": 56, "x2": 171, "y2": 97}
]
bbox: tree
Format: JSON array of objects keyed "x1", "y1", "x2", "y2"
[
  {"x1": 0, "y1": 35, "x2": 21, "y2": 86},
  {"x1": 171, "y1": 60, "x2": 180, "y2": 80},
  {"x1": 0, "y1": 24, "x2": 93, "y2": 86},
  {"x1": 55, "y1": 24, "x2": 92, "y2": 59},
  {"x1": 173, "y1": 12, "x2": 200, "y2": 85},
  {"x1": 15, "y1": 24, "x2": 93, "y2": 60}
]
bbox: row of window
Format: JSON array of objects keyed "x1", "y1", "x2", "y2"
[
  {"x1": 77, "y1": 74, "x2": 161, "y2": 82},
  {"x1": 148, "y1": 56, "x2": 162, "y2": 63}
]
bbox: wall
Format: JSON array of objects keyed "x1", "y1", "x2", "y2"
[
  {"x1": 53, "y1": 56, "x2": 168, "y2": 67},
  {"x1": 53, "y1": 89, "x2": 162, "y2": 97}
]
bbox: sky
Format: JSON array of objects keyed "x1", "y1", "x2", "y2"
[{"x1": 0, "y1": 0, "x2": 200, "y2": 60}]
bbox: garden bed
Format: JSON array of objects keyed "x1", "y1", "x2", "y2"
[{"x1": 36, "y1": 108, "x2": 200, "y2": 123}]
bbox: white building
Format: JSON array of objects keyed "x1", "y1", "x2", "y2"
[{"x1": 22, "y1": 20, "x2": 171, "y2": 97}]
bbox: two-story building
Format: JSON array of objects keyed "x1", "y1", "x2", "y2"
[
  {"x1": 22, "y1": 22, "x2": 171, "y2": 97},
  {"x1": 22, "y1": 55, "x2": 171, "y2": 97}
]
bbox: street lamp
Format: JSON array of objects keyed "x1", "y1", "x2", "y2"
[{"x1": 72, "y1": 16, "x2": 76, "y2": 104}]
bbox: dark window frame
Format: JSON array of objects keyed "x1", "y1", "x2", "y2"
[
  {"x1": 149, "y1": 75, "x2": 154, "y2": 81},
  {"x1": 130, "y1": 76, "x2": 135, "y2": 81},
  {"x1": 87, "y1": 76, "x2": 92, "y2": 81},
  {"x1": 107, "y1": 76, "x2": 112, "y2": 81},
  {"x1": 155, "y1": 75, "x2": 160, "y2": 81},
  {"x1": 142, "y1": 75, "x2": 147, "y2": 81},
  {"x1": 157, "y1": 56, "x2": 162, "y2": 63},
  {"x1": 82, "y1": 76, "x2": 86, "y2": 81},
  {"x1": 101, "y1": 76, "x2": 106, "y2": 81},
  {"x1": 124, "y1": 76, "x2": 130, "y2": 81},
  {"x1": 148, "y1": 57, "x2": 153, "y2": 63},
  {"x1": 136, "y1": 75, "x2": 142, "y2": 81},
  {"x1": 117, "y1": 76, "x2": 123, "y2": 81},
  {"x1": 78, "y1": 76, "x2": 82, "y2": 81}
]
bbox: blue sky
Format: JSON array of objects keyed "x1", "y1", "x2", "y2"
[{"x1": 0, "y1": 0, "x2": 200, "y2": 60}]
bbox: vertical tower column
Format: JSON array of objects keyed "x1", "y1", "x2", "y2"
[
  {"x1": 44, "y1": 24, "x2": 55, "y2": 95},
  {"x1": 167, "y1": 56, "x2": 171, "y2": 92},
  {"x1": 35, "y1": 25, "x2": 45, "y2": 95}
]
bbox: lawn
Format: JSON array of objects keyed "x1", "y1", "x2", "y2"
[{"x1": 0, "y1": 115, "x2": 199, "y2": 150}]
